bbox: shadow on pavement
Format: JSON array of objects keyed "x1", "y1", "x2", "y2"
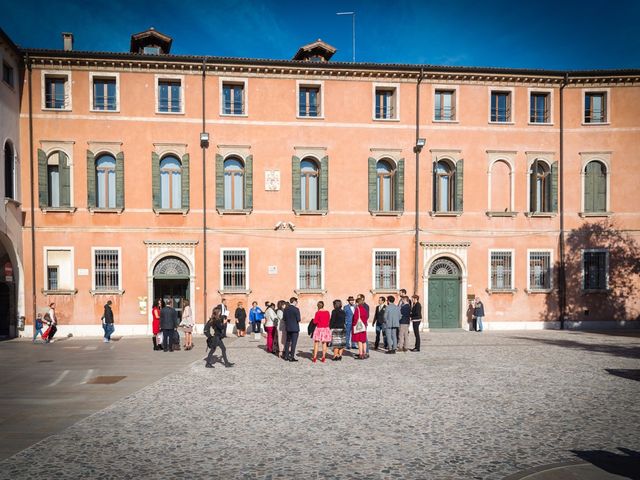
[
  {"x1": 510, "y1": 335, "x2": 640, "y2": 360},
  {"x1": 605, "y1": 369, "x2": 640, "y2": 382},
  {"x1": 571, "y1": 448, "x2": 640, "y2": 480}
]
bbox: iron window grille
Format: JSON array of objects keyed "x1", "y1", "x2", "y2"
[
  {"x1": 583, "y1": 250, "x2": 608, "y2": 290},
  {"x1": 529, "y1": 251, "x2": 551, "y2": 290},
  {"x1": 222, "y1": 250, "x2": 247, "y2": 291},
  {"x1": 298, "y1": 250, "x2": 322, "y2": 290},
  {"x1": 374, "y1": 250, "x2": 398, "y2": 290},
  {"x1": 94, "y1": 249, "x2": 119, "y2": 291},
  {"x1": 490, "y1": 251, "x2": 513, "y2": 290}
]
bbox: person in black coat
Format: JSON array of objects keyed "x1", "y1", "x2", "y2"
[
  {"x1": 102, "y1": 300, "x2": 115, "y2": 343},
  {"x1": 160, "y1": 299, "x2": 179, "y2": 352},
  {"x1": 204, "y1": 306, "x2": 234, "y2": 368},
  {"x1": 410, "y1": 294, "x2": 423, "y2": 352},
  {"x1": 282, "y1": 297, "x2": 301, "y2": 362}
]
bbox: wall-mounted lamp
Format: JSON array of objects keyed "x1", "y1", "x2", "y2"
[
  {"x1": 200, "y1": 132, "x2": 210, "y2": 149},
  {"x1": 414, "y1": 137, "x2": 426, "y2": 153}
]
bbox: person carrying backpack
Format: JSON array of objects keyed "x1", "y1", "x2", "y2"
[{"x1": 204, "y1": 306, "x2": 234, "y2": 369}]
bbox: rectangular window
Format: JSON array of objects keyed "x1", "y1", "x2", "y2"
[
  {"x1": 222, "y1": 83, "x2": 245, "y2": 115},
  {"x1": 585, "y1": 92, "x2": 607, "y2": 123},
  {"x1": 298, "y1": 249, "x2": 323, "y2": 290},
  {"x1": 490, "y1": 91, "x2": 511, "y2": 122},
  {"x1": 435, "y1": 90, "x2": 455, "y2": 121},
  {"x1": 299, "y1": 86, "x2": 320, "y2": 117},
  {"x1": 490, "y1": 250, "x2": 513, "y2": 290},
  {"x1": 374, "y1": 250, "x2": 399, "y2": 290},
  {"x1": 530, "y1": 92, "x2": 550, "y2": 123},
  {"x1": 374, "y1": 88, "x2": 396, "y2": 119},
  {"x1": 94, "y1": 249, "x2": 120, "y2": 291},
  {"x1": 583, "y1": 250, "x2": 608, "y2": 290},
  {"x1": 93, "y1": 77, "x2": 117, "y2": 111},
  {"x1": 158, "y1": 79, "x2": 182, "y2": 113},
  {"x1": 222, "y1": 249, "x2": 247, "y2": 291},
  {"x1": 528, "y1": 251, "x2": 551, "y2": 290},
  {"x1": 44, "y1": 76, "x2": 67, "y2": 109},
  {"x1": 45, "y1": 248, "x2": 73, "y2": 291},
  {"x1": 2, "y1": 62, "x2": 14, "y2": 87}
]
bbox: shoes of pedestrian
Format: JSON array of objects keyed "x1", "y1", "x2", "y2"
[
  {"x1": 410, "y1": 348, "x2": 420, "y2": 352},
  {"x1": 312, "y1": 357, "x2": 317, "y2": 363},
  {"x1": 402, "y1": 348, "x2": 408, "y2": 352},
  {"x1": 225, "y1": 363, "x2": 235, "y2": 368},
  {"x1": 289, "y1": 358, "x2": 299, "y2": 362},
  {"x1": 321, "y1": 357, "x2": 326, "y2": 363},
  {"x1": 385, "y1": 350, "x2": 393, "y2": 354},
  {"x1": 205, "y1": 363, "x2": 214, "y2": 368},
  {"x1": 163, "y1": 349, "x2": 169, "y2": 352}
]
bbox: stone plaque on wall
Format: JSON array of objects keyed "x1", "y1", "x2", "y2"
[{"x1": 265, "y1": 170, "x2": 280, "y2": 191}]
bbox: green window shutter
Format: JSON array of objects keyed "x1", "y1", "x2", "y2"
[
  {"x1": 529, "y1": 160, "x2": 538, "y2": 212},
  {"x1": 291, "y1": 156, "x2": 301, "y2": 211},
  {"x1": 368, "y1": 157, "x2": 377, "y2": 211},
  {"x1": 584, "y1": 162, "x2": 595, "y2": 212},
  {"x1": 244, "y1": 154, "x2": 253, "y2": 210},
  {"x1": 38, "y1": 149, "x2": 48, "y2": 207},
  {"x1": 455, "y1": 159, "x2": 464, "y2": 211},
  {"x1": 551, "y1": 161, "x2": 558, "y2": 213},
  {"x1": 181, "y1": 153, "x2": 190, "y2": 209},
  {"x1": 595, "y1": 162, "x2": 607, "y2": 212},
  {"x1": 395, "y1": 158, "x2": 405, "y2": 211},
  {"x1": 59, "y1": 151, "x2": 71, "y2": 207},
  {"x1": 116, "y1": 152, "x2": 125, "y2": 209},
  {"x1": 215, "y1": 154, "x2": 224, "y2": 210},
  {"x1": 432, "y1": 162, "x2": 437, "y2": 212},
  {"x1": 151, "y1": 152, "x2": 160, "y2": 209},
  {"x1": 87, "y1": 150, "x2": 96, "y2": 208},
  {"x1": 319, "y1": 155, "x2": 329, "y2": 211}
]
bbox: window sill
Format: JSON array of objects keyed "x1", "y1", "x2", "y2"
[
  {"x1": 486, "y1": 211, "x2": 518, "y2": 217},
  {"x1": 525, "y1": 288, "x2": 552, "y2": 294},
  {"x1": 154, "y1": 208, "x2": 189, "y2": 215},
  {"x1": 217, "y1": 208, "x2": 252, "y2": 215},
  {"x1": 42, "y1": 107, "x2": 72, "y2": 112},
  {"x1": 294, "y1": 289, "x2": 327, "y2": 295},
  {"x1": 293, "y1": 209, "x2": 327, "y2": 216},
  {"x1": 489, "y1": 121, "x2": 514, "y2": 125},
  {"x1": 90, "y1": 289, "x2": 125, "y2": 296},
  {"x1": 579, "y1": 211, "x2": 612, "y2": 218},
  {"x1": 370, "y1": 289, "x2": 399, "y2": 295},
  {"x1": 41, "y1": 207, "x2": 77, "y2": 214},
  {"x1": 220, "y1": 113, "x2": 248, "y2": 118},
  {"x1": 90, "y1": 108, "x2": 120, "y2": 113},
  {"x1": 296, "y1": 115, "x2": 325, "y2": 120},
  {"x1": 581, "y1": 122, "x2": 610, "y2": 126},
  {"x1": 155, "y1": 110, "x2": 185, "y2": 115},
  {"x1": 433, "y1": 119, "x2": 458, "y2": 123},
  {"x1": 372, "y1": 117, "x2": 400, "y2": 122},
  {"x1": 370, "y1": 210, "x2": 403, "y2": 217},
  {"x1": 42, "y1": 289, "x2": 77, "y2": 296},
  {"x1": 525, "y1": 212, "x2": 557, "y2": 218},
  {"x1": 4, "y1": 198, "x2": 21, "y2": 207},
  {"x1": 581, "y1": 289, "x2": 611, "y2": 295},
  {"x1": 430, "y1": 211, "x2": 462, "y2": 217},
  {"x1": 217, "y1": 289, "x2": 252, "y2": 295},
  {"x1": 527, "y1": 121, "x2": 554, "y2": 126},
  {"x1": 486, "y1": 288, "x2": 517, "y2": 295},
  {"x1": 89, "y1": 207, "x2": 124, "y2": 214}
]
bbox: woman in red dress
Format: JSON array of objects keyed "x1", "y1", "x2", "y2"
[
  {"x1": 311, "y1": 301, "x2": 331, "y2": 363},
  {"x1": 152, "y1": 298, "x2": 162, "y2": 351},
  {"x1": 352, "y1": 297, "x2": 369, "y2": 359}
]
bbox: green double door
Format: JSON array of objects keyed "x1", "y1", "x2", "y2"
[{"x1": 428, "y1": 277, "x2": 460, "y2": 329}]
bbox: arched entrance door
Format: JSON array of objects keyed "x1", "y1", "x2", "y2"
[
  {"x1": 428, "y1": 258, "x2": 461, "y2": 328},
  {"x1": 153, "y1": 256, "x2": 190, "y2": 320}
]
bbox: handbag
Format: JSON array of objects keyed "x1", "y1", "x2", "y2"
[
  {"x1": 354, "y1": 319, "x2": 366, "y2": 334},
  {"x1": 307, "y1": 320, "x2": 316, "y2": 337}
]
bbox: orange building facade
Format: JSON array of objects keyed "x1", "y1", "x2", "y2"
[{"x1": 12, "y1": 30, "x2": 640, "y2": 337}]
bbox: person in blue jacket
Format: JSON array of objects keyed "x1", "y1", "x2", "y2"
[{"x1": 249, "y1": 301, "x2": 264, "y2": 334}]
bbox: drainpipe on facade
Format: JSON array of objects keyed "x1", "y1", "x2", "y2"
[
  {"x1": 26, "y1": 54, "x2": 36, "y2": 330},
  {"x1": 201, "y1": 58, "x2": 208, "y2": 327},
  {"x1": 413, "y1": 68, "x2": 424, "y2": 296},
  {"x1": 558, "y1": 73, "x2": 569, "y2": 330}
]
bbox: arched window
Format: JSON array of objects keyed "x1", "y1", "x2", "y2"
[
  {"x1": 160, "y1": 155, "x2": 182, "y2": 209},
  {"x1": 4, "y1": 141, "x2": 14, "y2": 200},
  {"x1": 95, "y1": 154, "x2": 116, "y2": 208},
  {"x1": 224, "y1": 157, "x2": 244, "y2": 210},
  {"x1": 435, "y1": 160, "x2": 455, "y2": 212},
  {"x1": 300, "y1": 158, "x2": 319, "y2": 211},
  {"x1": 530, "y1": 160, "x2": 551, "y2": 212},
  {"x1": 490, "y1": 160, "x2": 511, "y2": 212},
  {"x1": 584, "y1": 160, "x2": 607, "y2": 213},
  {"x1": 376, "y1": 159, "x2": 395, "y2": 211}
]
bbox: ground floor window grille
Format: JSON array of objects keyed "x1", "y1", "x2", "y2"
[
  {"x1": 47, "y1": 266, "x2": 58, "y2": 291},
  {"x1": 374, "y1": 250, "x2": 398, "y2": 290},
  {"x1": 298, "y1": 250, "x2": 322, "y2": 290},
  {"x1": 222, "y1": 250, "x2": 247, "y2": 291},
  {"x1": 529, "y1": 251, "x2": 551, "y2": 290},
  {"x1": 583, "y1": 250, "x2": 608, "y2": 290},
  {"x1": 95, "y1": 249, "x2": 119, "y2": 291},
  {"x1": 490, "y1": 251, "x2": 513, "y2": 290}
]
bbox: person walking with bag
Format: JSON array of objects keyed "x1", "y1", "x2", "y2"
[
  {"x1": 311, "y1": 301, "x2": 331, "y2": 363},
  {"x1": 179, "y1": 299, "x2": 194, "y2": 350},
  {"x1": 102, "y1": 300, "x2": 115, "y2": 343},
  {"x1": 204, "y1": 306, "x2": 234, "y2": 369},
  {"x1": 410, "y1": 294, "x2": 422, "y2": 352},
  {"x1": 43, "y1": 303, "x2": 58, "y2": 343},
  {"x1": 352, "y1": 297, "x2": 369, "y2": 360}
]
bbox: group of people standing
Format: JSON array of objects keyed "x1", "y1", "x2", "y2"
[{"x1": 151, "y1": 298, "x2": 194, "y2": 352}]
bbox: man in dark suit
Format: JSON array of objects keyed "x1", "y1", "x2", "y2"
[
  {"x1": 282, "y1": 297, "x2": 301, "y2": 362},
  {"x1": 160, "y1": 299, "x2": 179, "y2": 352}
]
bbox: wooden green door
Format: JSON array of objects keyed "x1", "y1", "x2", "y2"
[{"x1": 427, "y1": 258, "x2": 461, "y2": 329}]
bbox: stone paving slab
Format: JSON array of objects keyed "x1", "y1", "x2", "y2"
[{"x1": 0, "y1": 330, "x2": 639, "y2": 479}]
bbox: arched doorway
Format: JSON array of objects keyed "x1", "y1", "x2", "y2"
[
  {"x1": 153, "y1": 256, "x2": 190, "y2": 320},
  {"x1": 428, "y1": 258, "x2": 461, "y2": 328}
]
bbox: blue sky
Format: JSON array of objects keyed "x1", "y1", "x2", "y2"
[{"x1": 2, "y1": 0, "x2": 638, "y2": 70}]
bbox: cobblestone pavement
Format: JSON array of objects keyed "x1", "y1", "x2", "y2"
[{"x1": 1, "y1": 330, "x2": 639, "y2": 479}]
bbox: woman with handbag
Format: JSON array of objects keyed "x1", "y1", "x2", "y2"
[
  {"x1": 180, "y1": 299, "x2": 194, "y2": 350},
  {"x1": 152, "y1": 298, "x2": 163, "y2": 350},
  {"x1": 311, "y1": 301, "x2": 331, "y2": 363},
  {"x1": 352, "y1": 297, "x2": 369, "y2": 359}
]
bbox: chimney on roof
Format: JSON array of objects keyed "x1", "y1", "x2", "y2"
[{"x1": 62, "y1": 32, "x2": 74, "y2": 51}]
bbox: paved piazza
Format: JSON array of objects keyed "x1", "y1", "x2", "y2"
[{"x1": 1, "y1": 330, "x2": 639, "y2": 479}]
